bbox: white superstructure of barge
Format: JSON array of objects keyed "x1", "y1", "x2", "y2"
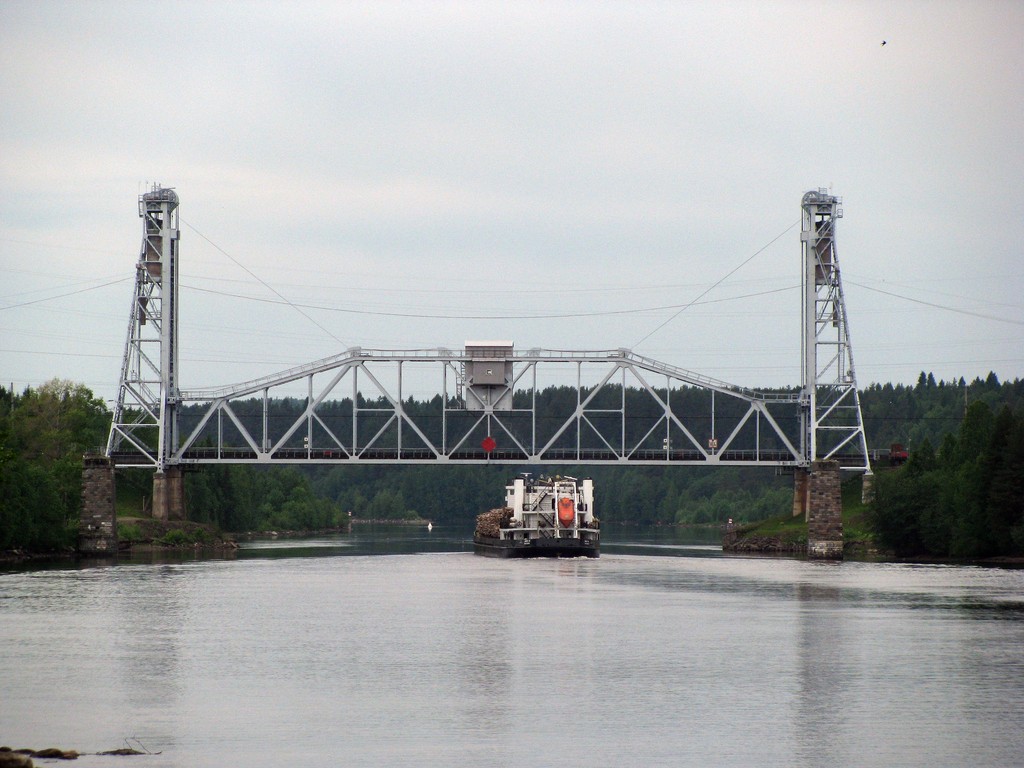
[{"x1": 473, "y1": 474, "x2": 599, "y2": 558}]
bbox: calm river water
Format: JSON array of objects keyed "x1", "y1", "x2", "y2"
[{"x1": 2, "y1": 527, "x2": 1024, "y2": 767}]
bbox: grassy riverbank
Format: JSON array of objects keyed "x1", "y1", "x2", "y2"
[
  {"x1": 724, "y1": 476, "x2": 878, "y2": 556},
  {"x1": 116, "y1": 516, "x2": 237, "y2": 550}
]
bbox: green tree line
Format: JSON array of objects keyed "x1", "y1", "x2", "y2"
[
  {"x1": 183, "y1": 464, "x2": 349, "y2": 532},
  {"x1": 869, "y1": 399, "x2": 1024, "y2": 558},
  {"x1": 0, "y1": 380, "x2": 109, "y2": 549},
  {"x1": 0, "y1": 380, "x2": 349, "y2": 548},
  {"x1": 860, "y1": 371, "x2": 1022, "y2": 450},
  {"x1": 2, "y1": 372, "x2": 1023, "y2": 550}
]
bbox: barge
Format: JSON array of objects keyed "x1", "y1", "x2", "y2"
[{"x1": 473, "y1": 474, "x2": 599, "y2": 558}]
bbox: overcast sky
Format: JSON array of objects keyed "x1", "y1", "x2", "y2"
[{"x1": 2, "y1": 0, "x2": 1022, "y2": 405}]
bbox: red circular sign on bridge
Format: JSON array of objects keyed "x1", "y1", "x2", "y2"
[{"x1": 481, "y1": 436, "x2": 497, "y2": 453}]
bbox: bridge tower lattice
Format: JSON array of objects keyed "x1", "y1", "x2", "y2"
[
  {"x1": 106, "y1": 186, "x2": 181, "y2": 472},
  {"x1": 800, "y1": 189, "x2": 869, "y2": 472}
]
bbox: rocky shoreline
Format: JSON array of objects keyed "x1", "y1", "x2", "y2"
[
  {"x1": 0, "y1": 745, "x2": 154, "y2": 766},
  {"x1": 1, "y1": 518, "x2": 236, "y2": 565},
  {"x1": 721, "y1": 534, "x2": 806, "y2": 554}
]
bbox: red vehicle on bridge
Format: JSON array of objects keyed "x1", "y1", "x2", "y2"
[{"x1": 890, "y1": 443, "x2": 909, "y2": 466}]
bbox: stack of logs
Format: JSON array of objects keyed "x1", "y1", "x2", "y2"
[{"x1": 474, "y1": 507, "x2": 513, "y2": 538}]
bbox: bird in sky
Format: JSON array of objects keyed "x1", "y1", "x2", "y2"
[{"x1": 881, "y1": 40, "x2": 887, "y2": 46}]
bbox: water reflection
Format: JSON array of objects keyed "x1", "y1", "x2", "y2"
[
  {"x1": 453, "y1": 566, "x2": 513, "y2": 736},
  {"x1": 5, "y1": 533, "x2": 1024, "y2": 767},
  {"x1": 232, "y1": 523, "x2": 730, "y2": 561},
  {"x1": 110, "y1": 566, "x2": 188, "y2": 751},
  {"x1": 601, "y1": 524, "x2": 725, "y2": 558},
  {"x1": 237, "y1": 525, "x2": 472, "y2": 559},
  {"x1": 794, "y1": 582, "x2": 845, "y2": 767}
]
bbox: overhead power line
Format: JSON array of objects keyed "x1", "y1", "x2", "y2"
[
  {"x1": 847, "y1": 280, "x2": 1024, "y2": 327},
  {"x1": 0, "y1": 277, "x2": 130, "y2": 310},
  {"x1": 181, "y1": 219, "x2": 347, "y2": 347},
  {"x1": 181, "y1": 282, "x2": 796, "y2": 320},
  {"x1": 632, "y1": 219, "x2": 800, "y2": 349}
]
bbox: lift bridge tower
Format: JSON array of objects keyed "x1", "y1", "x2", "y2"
[
  {"x1": 106, "y1": 185, "x2": 184, "y2": 519},
  {"x1": 800, "y1": 189, "x2": 869, "y2": 467},
  {"x1": 797, "y1": 189, "x2": 870, "y2": 556}
]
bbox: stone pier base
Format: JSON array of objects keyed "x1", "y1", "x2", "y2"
[
  {"x1": 806, "y1": 460, "x2": 843, "y2": 559},
  {"x1": 78, "y1": 454, "x2": 117, "y2": 555},
  {"x1": 152, "y1": 467, "x2": 186, "y2": 521}
]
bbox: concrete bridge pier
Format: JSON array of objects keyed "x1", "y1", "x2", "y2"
[
  {"x1": 152, "y1": 467, "x2": 187, "y2": 521},
  {"x1": 793, "y1": 460, "x2": 844, "y2": 559},
  {"x1": 78, "y1": 454, "x2": 117, "y2": 555},
  {"x1": 861, "y1": 471, "x2": 875, "y2": 504},
  {"x1": 792, "y1": 468, "x2": 809, "y2": 518}
]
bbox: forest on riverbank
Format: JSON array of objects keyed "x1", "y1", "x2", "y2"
[
  {"x1": 869, "y1": 400, "x2": 1024, "y2": 558},
  {"x1": 2, "y1": 373, "x2": 1022, "y2": 554}
]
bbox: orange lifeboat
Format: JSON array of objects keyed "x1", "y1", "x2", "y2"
[{"x1": 557, "y1": 497, "x2": 575, "y2": 527}]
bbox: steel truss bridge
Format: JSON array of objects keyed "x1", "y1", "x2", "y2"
[{"x1": 106, "y1": 187, "x2": 870, "y2": 474}]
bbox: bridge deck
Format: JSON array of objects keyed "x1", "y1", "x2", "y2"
[{"x1": 109, "y1": 448, "x2": 869, "y2": 468}]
